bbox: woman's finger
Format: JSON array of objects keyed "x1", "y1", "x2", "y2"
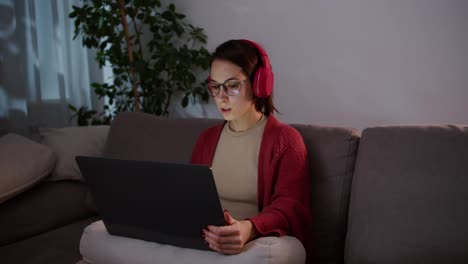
[
  {"x1": 206, "y1": 239, "x2": 242, "y2": 254},
  {"x1": 207, "y1": 224, "x2": 240, "y2": 236},
  {"x1": 204, "y1": 230, "x2": 242, "y2": 245},
  {"x1": 224, "y1": 210, "x2": 236, "y2": 225}
]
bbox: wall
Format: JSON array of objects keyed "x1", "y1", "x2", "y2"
[{"x1": 170, "y1": 0, "x2": 468, "y2": 129}]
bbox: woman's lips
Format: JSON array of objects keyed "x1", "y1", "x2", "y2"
[{"x1": 220, "y1": 108, "x2": 231, "y2": 114}]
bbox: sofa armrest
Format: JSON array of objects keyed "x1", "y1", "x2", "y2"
[{"x1": 0, "y1": 181, "x2": 97, "y2": 245}]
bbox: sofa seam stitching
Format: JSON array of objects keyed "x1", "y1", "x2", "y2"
[{"x1": 339, "y1": 132, "x2": 357, "y2": 263}]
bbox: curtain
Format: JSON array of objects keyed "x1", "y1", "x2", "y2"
[{"x1": 0, "y1": 0, "x2": 104, "y2": 138}]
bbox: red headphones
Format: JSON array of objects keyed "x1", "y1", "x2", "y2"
[
  {"x1": 242, "y1": 39, "x2": 274, "y2": 98},
  {"x1": 209, "y1": 39, "x2": 274, "y2": 98}
]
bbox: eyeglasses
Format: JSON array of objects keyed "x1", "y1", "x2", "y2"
[{"x1": 208, "y1": 79, "x2": 247, "y2": 97}]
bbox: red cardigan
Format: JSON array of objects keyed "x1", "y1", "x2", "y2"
[{"x1": 191, "y1": 115, "x2": 312, "y2": 261}]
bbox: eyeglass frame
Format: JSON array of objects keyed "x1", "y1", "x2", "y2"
[{"x1": 208, "y1": 78, "x2": 248, "y2": 97}]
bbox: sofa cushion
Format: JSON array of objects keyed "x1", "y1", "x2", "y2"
[
  {"x1": 104, "y1": 112, "x2": 220, "y2": 162},
  {"x1": 40, "y1": 126, "x2": 109, "y2": 181},
  {"x1": 292, "y1": 124, "x2": 360, "y2": 264},
  {"x1": 80, "y1": 220, "x2": 306, "y2": 264},
  {"x1": 0, "y1": 133, "x2": 56, "y2": 204},
  {"x1": 0, "y1": 181, "x2": 95, "y2": 246},
  {"x1": 106, "y1": 112, "x2": 360, "y2": 264},
  {"x1": 0, "y1": 216, "x2": 99, "y2": 264},
  {"x1": 345, "y1": 125, "x2": 468, "y2": 264}
]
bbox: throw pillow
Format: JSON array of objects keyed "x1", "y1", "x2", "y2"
[
  {"x1": 40, "y1": 126, "x2": 109, "y2": 181},
  {"x1": 0, "y1": 133, "x2": 56, "y2": 204}
]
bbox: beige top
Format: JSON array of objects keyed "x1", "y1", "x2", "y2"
[{"x1": 211, "y1": 116, "x2": 267, "y2": 220}]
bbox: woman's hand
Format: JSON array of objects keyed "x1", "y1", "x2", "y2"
[{"x1": 202, "y1": 210, "x2": 258, "y2": 254}]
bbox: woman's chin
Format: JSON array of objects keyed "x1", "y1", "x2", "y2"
[
  {"x1": 219, "y1": 109, "x2": 233, "y2": 120},
  {"x1": 221, "y1": 114, "x2": 233, "y2": 121}
]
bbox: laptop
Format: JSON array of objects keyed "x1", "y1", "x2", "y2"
[{"x1": 75, "y1": 156, "x2": 225, "y2": 251}]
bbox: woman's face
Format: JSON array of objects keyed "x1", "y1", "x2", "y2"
[{"x1": 209, "y1": 59, "x2": 256, "y2": 122}]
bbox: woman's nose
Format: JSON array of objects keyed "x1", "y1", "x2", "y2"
[{"x1": 217, "y1": 87, "x2": 229, "y2": 100}]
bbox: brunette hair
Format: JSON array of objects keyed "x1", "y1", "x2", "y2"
[{"x1": 211, "y1": 39, "x2": 279, "y2": 116}]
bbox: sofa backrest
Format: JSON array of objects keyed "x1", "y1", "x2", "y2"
[
  {"x1": 105, "y1": 112, "x2": 360, "y2": 264},
  {"x1": 104, "y1": 112, "x2": 220, "y2": 162},
  {"x1": 292, "y1": 124, "x2": 360, "y2": 264},
  {"x1": 345, "y1": 125, "x2": 468, "y2": 264}
]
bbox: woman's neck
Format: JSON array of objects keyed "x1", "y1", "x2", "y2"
[{"x1": 229, "y1": 109, "x2": 263, "y2": 132}]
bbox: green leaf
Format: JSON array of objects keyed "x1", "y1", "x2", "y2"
[
  {"x1": 181, "y1": 95, "x2": 189, "y2": 107},
  {"x1": 201, "y1": 90, "x2": 209, "y2": 102},
  {"x1": 161, "y1": 10, "x2": 172, "y2": 21},
  {"x1": 169, "y1": 3, "x2": 175, "y2": 12},
  {"x1": 136, "y1": 13, "x2": 145, "y2": 20},
  {"x1": 68, "y1": 104, "x2": 77, "y2": 112}
]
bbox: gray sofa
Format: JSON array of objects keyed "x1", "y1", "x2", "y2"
[{"x1": 1, "y1": 111, "x2": 467, "y2": 264}]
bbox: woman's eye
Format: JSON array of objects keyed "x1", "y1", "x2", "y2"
[
  {"x1": 210, "y1": 84, "x2": 220, "y2": 90},
  {"x1": 227, "y1": 82, "x2": 241, "y2": 89}
]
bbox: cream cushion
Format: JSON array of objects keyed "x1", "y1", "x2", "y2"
[
  {"x1": 80, "y1": 220, "x2": 306, "y2": 264},
  {"x1": 39, "y1": 126, "x2": 109, "y2": 181},
  {"x1": 0, "y1": 133, "x2": 56, "y2": 203}
]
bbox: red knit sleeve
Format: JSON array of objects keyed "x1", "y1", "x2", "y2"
[
  {"x1": 190, "y1": 130, "x2": 206, "y2": 165},
  {"x1": 190, "y1": 124, "x2": 224, "y2": 166},
  {"x1": 248, "y1": 126, "x2": 312, "y2": 244}
]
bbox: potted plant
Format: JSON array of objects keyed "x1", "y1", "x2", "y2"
[{"x1": 69, "y1": 0, "x2": 211, "y2": 125}]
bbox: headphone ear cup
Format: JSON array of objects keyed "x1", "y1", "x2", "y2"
[
  {"x1": 252, "y1": 66, "x2": 274, "y2": 98},
  {"x1": 242, "y1": 39, "x2": 274, "y2": 98}
]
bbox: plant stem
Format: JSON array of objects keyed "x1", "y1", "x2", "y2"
[
  {"x1": 164, "y1": 91, "x2": 173, "y2": 116},
  {"x1": 118, "y1": 0, "x2": 140, "y2": 112},
  {"x1": 130, "y1": 9, "x2": 144, "y2": 59},
  {"x1": 163, "y1": 71, "x2": 174, "y2": 115}
]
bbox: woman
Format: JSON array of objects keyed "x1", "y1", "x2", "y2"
[{"x1": 191, "y1": 39, "x2": 312, "y2": 262}]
